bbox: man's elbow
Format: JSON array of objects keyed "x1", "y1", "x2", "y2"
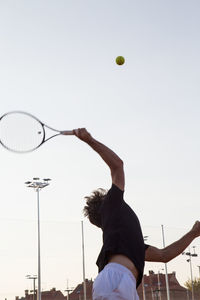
[{"x1": 115, "y1": 158, "x2": 124, "y2": 170}]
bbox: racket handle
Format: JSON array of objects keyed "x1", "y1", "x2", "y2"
[{"x1": 60, "y1": 130, "x2": 74, "y2": 135}]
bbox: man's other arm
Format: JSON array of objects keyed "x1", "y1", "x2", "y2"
[{"x1": 145, "y1": 221, "x2": 200, "y2": 263}]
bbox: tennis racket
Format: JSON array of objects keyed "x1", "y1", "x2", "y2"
[{"x1": 0, "y1": 111, "x2": 74, "y2": 153}]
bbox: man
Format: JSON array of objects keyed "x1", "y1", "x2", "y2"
[{"x1": 73, "y1": 128, "x2": 200, "y2": 300}]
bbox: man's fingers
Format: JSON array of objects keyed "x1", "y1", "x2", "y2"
[
  {"x1": 73, "y1": 128, "x2": 83, "y2": 135},
  {"x1": 73, "y1": 128, "x2": 89, "y2": 141}
]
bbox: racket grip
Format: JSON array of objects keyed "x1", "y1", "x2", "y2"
[{"x1": 61, "y1": 130, "x2": 74, "y2": 135}]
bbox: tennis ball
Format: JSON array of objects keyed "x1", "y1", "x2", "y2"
[{"x1": 116, "y1": 56, "x2": 125, "y2": 65}]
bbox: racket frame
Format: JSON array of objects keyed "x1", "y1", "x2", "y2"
[{"x1": 0, "y1": 110, "x2": 73, "y2": 153}]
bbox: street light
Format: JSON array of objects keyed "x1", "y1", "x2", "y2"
[
  {"x1": 142, "y1": 235, "x2": 148, "y2": 300},
  {"x1": 81, "y1": 221, "x2": 87, "y2": 300},
  {"x1": 182, "y1": 246, "x2": 198, "y2": 300},
  {"x1": 161, "y1": 225, "x2": 170, "y2": 300},
  {"x1": 25, "y1": 178, "x2": 51, "y2": 300},
  {"x1": 26, "y1": 275, "x2": 37, "y2": 300},
  {"x1": 65, "y1": 280, "x2": 74, "y2": 300},
  {"x1": 197, "y1": 265, "x2": 200, "y2": 278}
]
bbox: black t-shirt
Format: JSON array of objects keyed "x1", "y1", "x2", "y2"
[{"x1": 96, "y1": 184, "x2": 148, "y2": 288}]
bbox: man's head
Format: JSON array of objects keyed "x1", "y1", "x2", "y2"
[{"x1": 83, "y1": 188, "x2": 107, "y2": 228}]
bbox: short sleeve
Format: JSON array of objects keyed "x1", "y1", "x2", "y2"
[
  {"x1": 100, "y1": 184, "x2": 124, "y2": 216},
  {"x1": 104, "y1": 184, "x2": 124, "y2": 204}
]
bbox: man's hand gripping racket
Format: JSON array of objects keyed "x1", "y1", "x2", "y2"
[{"x1": 73, "y1": 128, "x2": 93, "y2": 143}]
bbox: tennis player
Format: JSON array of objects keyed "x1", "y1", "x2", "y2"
[{"x1": 74, "y1": 128, "x2": 200, "y2": 300}]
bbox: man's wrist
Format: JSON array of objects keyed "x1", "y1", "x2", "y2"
[{"x1": 86, "y1": 136, "x2": 96, "y2": 146}]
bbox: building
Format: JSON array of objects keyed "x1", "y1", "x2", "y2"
[
  {"x1": 68, "y1": 279, "x2": 93, "y2": 300},
  {"x1": 16, "y1": 273, "x2": 195, "y2": 300},
  {"x1": 16, "y1": 280, "x2": 93, "y2": 300},
  {"x1": 16, "y1": 288, "x2": 66, "y2": 300},
  {"x1": 137, "y1": 270, "x2": 194, "y2": 300}
]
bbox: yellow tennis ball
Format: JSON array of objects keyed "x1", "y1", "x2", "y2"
[{"x1": 116, "y1": 56, "x2": 125, "y2": 65}]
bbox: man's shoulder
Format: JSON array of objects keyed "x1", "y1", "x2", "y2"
[
  {"x1": 107, "y1": 183, "x2": 124, "y2": 195},
  {"x1": 103, "y1": 184, "x2": 124, "y2": 205}
]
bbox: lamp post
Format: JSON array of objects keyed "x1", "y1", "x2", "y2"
[
  {"x1": 65, "y1": 280, "x2": 74, "y2": 300},
  {"x1": 25, "y1": 178, "x2": 51, "y2": 300},
  {"x1": 182, "y1": 246, "x2": 198, "y2": 300},
  {"x1": 26, "y1": 275, "x2": 37, "y2": 300},
  {"x1": 197, "y1": 266, "x2": 200, "y2": 278},
  {"x1": 161, "y1": 225, "x2": 170, "y2": 300},
  {"x1": 65, "y1": 288, "x2": 73, "y2": 300},
  {"x1": 142, "y1": 236, "x2": 148, "y2": 300},
  {"x1": 81, "y1": 221, "x2": 87, "y2": 300}
]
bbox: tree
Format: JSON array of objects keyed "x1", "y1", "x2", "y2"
[{"x1": 184, "y1": 277, "x2": 200, "y2": 293}]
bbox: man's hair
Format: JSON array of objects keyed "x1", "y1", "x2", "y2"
[{"x1": 83, "y1": 188, "x2": 107, "y2": 228}]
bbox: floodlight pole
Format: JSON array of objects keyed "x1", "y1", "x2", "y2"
[
  {"x1": 37, "y1": 187, "x2": 41, "y2": 300},
  {"x1": 189, "y1": 256, "x2": 194, "y2": 300},
  {"x1": 197, "y1": 265, "x2": 200, "y2": 278},
  {"x1": 182, "y1": 246, "x2": 198, "y2": 300},
  {"x1": 65, "y1": 279, "x2": 74, "y2": 300},
  {"x1": 25, "y1": 178, "x2": 51, "y2": 300},
  {"x1": 81, "y1": 221, "x2": 87, "y2": 300},
  {"x1": 26, "y1": 275, "x2": 37, "y2": 300},
  {"x1": 143, "y1": 235, "x2": 148, "y2": 300},
  {"x1": 161, "y1": 225, "x2": 170, "y2": 300}
]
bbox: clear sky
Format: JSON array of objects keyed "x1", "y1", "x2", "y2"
[{"x1": 0, "y1": 0, "x2": 200, "y2": 299}]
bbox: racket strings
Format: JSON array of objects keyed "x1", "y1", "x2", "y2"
[{"x1": 0, "y1": 113, "x2": 44, "y2": 152}]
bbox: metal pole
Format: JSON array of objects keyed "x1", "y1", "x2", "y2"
[
  {"x1": 157, "y1": 272, "x2": 162, "y2": 300},
  {"x1": 81, "y1": 221, "x2": 86, "y2": 300},
  {"x1": 161, "y1": 225, "x2": 170, "y2": 300},
  {"x1": 37, "y1": 188, "x2": 41, "y2": 300},
  {"x1": 25, "y1": 179, "x2": 50, "y2": 300},
  {"x1": 66, "y1": 279, "x2": 69, "y2": 300},
  {"x1": 142, "y1": 278, "x2": 146, "y2": 300},
  {"x1": 186, "y1": 288, "x2": 189, "y2": 300},
  {"x1": 33, "y1": 278, "x2": 36, "y2": 300},
  {"x1": 189, "y1": 255, "x2": 194, "y2": 300},
  {"x1": 65, "y1": 280, "x2": 73, "y2": 300},
  {"x1": 26, "y1": 275, "x2": 37, "y2": 300},
  {"x1": 198, "y1": 266, "x2": 200, "y2": 278},
  {"x1": 67, "y1": 279, "x2": 69, "y2": 300}
]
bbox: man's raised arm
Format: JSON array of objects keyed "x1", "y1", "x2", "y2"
[
  {"x1": 145, "y1": 221, "x2": 200, "y2": 263},
  {"x1": 73, "y1": 128, "x2": 124, "y2": 191}
]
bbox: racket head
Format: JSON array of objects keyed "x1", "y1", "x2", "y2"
[{"x1": 0, "y1": 111, "x2": 45, "y2": 153}]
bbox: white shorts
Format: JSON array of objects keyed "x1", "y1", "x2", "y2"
[{"x1": 93, "y1": 263, "x2": 139, "y2": 300}]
